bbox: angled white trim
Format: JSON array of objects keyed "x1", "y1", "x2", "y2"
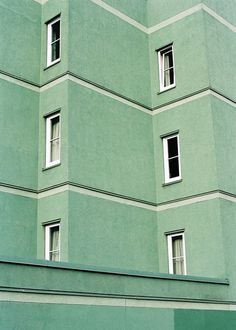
[
  {"x1": 0, "y1": 186, "x2": 36, "y2": 199},
  {"x1": 148, "y1": 4, "x2": 202, "y2": 34},
  {"x1": 90, "y1": 0, "x2": 148, "y2": 33},
  {"x1": 0, "y1": 291, "x2": 235, "y2": 311},
  {"x1": 0, "y1": 73, "x2": 39, "y2": 92},
  {"x1": 68, "y1": 74, "x2": 150, "y2": 114},
  {"x1": 202, "y1": 4, "x2": 236, "y2": 33},
  {"x1": 153, "y1": 90, "x2": 211, "y2": 115},
  {"x1": 39, "y1": 185, "x2": 69, "y2": 199},
  {"x1": 40, "y1": 74, "x2": 69, "y2": 92},
  {"x1": 210, "y1": 91, "x2": 236, "y2": 108}
]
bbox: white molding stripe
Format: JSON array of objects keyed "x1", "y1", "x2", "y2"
[
  {"x1": 1, "y1": 291, "x2": 236, "y2": 311},
  {"x1": 148, "y1": 4, "x2": 202, "y2": 34},
  {"x1": 40, "y1": 74, "x2": 69, "y2": 93},
  {"x1": 68, "y1": 75, "x2": 150, "y2": 114},
  {"x1": 153, "y1": 90, "x2": 211, "y2": 115},
  {"x1": 31, "y1": 1, "x2": 236, "y2": 34},
  {"x1": 202, "y1": 4, "x2": 236, "y2": 33},
  {"x1": 90, "y1": 0, "x2": 147, "y2": 33},
  {"x1": 0, "y1": 73, "x2": 39, "y2": 92},
  {"x1": 210, "y1": 90, "x2": 236, "y2": 108},
  {"x1": 1, "y1": 183, "x2": 236, "y2": 212}
]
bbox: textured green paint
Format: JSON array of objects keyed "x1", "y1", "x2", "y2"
[
  {"x1": 0, "y1": 80, "x2": 39, "y2": 189},
  {"x1": 211, "y1": 97, "x2": 236, "y2": 194},
  {"x1": 204, "y1": 13, "x2": 236, "y2": 101},
  {"x1": 68, "y1": 191, "x2": 157, "y2": 271},
  {"x1": 150, "y1": 11, "x2": 209, "y2": 107},
  {"x1": 38, "y1": 81, "x2": 69, "y2": 190},
  {"x1": 0, "y1": 0, "x2": 41, "y2": 83},
  {"x1": 68, "y1": 80, "x2": 156, "y2": 202},
  {"x1": 37, "y1": 192, "x2": 69, "y2": 261},
  {"x1": 157, "y1": 199, "x2": 226, "y2": 278},
  {"x1": 153, "y1": 96, "x2": 217, "y2": 203},
  {"x1": 69, "y1": 0, "x2": 151, "y2": 106},
  {"x1": 0, "y1": 192, "x2": 37, "y2": 258}
]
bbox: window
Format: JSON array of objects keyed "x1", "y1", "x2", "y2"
[
  {"x1": 47, "y1": 16, "x2": 61, "y2": 66},
  {"x1": 167, "y1": 232, "x2": 186, "y2": 275},
  {"x1": 45, "y1": 223, "x2": 60, "y2": 261},
  {"x1": 158, "y1": 45, "x2": 175, "y2": 91},
  {"x1": 45, "y1": 112, "x2": 61, "y2": 168},
  {"x1": 162, "y1": 133, "x2": 181, "y2": 183}
]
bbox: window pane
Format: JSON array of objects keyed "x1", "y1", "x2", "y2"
[
  {"x1": 51, "y1": 139, "x2": 59, "y2": 162},
  {"x1": 169, "y1": 157, "x2": 179, "y2": 178},
  {"x1": 173, "y1": 258, "x2": 184, "y2": 274},
  {"x1": 164, "y1": 70, "x2": 171, "y2": 87},
  {"x1": 51, "y1": 21, "x2": 60, "y2": 42},
  {"x1": 50, "y1": 226, "x2": 59, "y2": 261},
  {"x1": 172, "y1": 236, "x2": 183, "y2": 258},
  {"x1": 51, "y1": 40, "x2": 60, "y2": 62},
  {"x1": 51, "y1": 116, "x2": 60, "y2": 139},
  {"x1": 167, "y1": 137, "x2": 178, "y2": 158},
  {"x1": 164, "y1": 50, "x2": 173, "y2": 70}
]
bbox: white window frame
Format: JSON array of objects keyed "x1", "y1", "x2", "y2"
[
  {"x1": 167, "y1": 232, "x2": 186, "y2": 275},
  {"x1": 45, "y1": 112, "x2": 61, "y2": 168},
  {"x1": 158, "y1": 45, "x2": 175, "y2": 92},
  {"x1": 45, "y1": 222, "x2": 60, "y2": 261},
  {"x1": 163, "y1": 133, "x2": 181, "y2": 184},
  {"x1": 47, "y1": 16, "x2": 61, "y2": 67}
]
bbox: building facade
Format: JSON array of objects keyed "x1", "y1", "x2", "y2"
[{"x1": 0, "y1": 0, "x2": 236, "y2": 328}]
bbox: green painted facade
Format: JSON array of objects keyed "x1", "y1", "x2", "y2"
[{"x1": 0, "y1": 0, "x2": 235, "y2": 328}]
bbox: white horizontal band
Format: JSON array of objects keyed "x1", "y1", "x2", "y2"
[{"x1": 0, "y1": 290, "x2": 235, "y2": 311}]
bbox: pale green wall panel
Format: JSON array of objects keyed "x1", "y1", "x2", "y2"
[
  {"x1": 68, "y1": 81, "x2": 156, "y2": 202},
  {"x1": 149, "y1": 12, "x2": 209, "y2": 108},
  {"x1": 0, "y1": 0, "x2": 41, "y2": 83},
  {"x1": 68, "y1": 191, "x2": 157, "y2": 271},
  {"x1": 0, "y1": 80, "x2": 38, "y2": 189},
  {"x1": 157, "y1": 199, "x2": 226, "y2": 278},
  {"x1": 69, "y1": 0, "x2": 151, "y2": 106},
  {"x1": 153, "y1": 96, "x2": 217, "y2": 204},
  {"x1": 0, "y1": 192, "x2": 37, "y2": 258}
]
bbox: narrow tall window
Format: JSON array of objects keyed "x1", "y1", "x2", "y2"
[
  {"x1": 45, "y1": 112, "x2": 61, "y2": 168},
  {"x1": 163, "y1": 134, "x2": 181, "y2": 183},
  {"x1": 158, "y1": 45, "x2": 175, "y2": 91},
  {"x1": 47, "y1": 16, "x2": 61, "y2": 66},
  {"x1": 167, "y1": 232, "x2": 186, "y2": 275},
  {"x1": 45, "y1": 223, "x2": 60, "y2": 261}
]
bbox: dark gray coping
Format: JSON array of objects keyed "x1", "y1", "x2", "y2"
[
  {"x1": 0, "y1": 69, "x2": 235, "y2": 111},
  {"x1": 0, "y1": 256, "x2": 229, "y2": 285}
]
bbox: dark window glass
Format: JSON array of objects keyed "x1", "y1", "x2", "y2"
[
  {"x1": 52, "y1": 21, "x2": 60, "y2": 42},
  {"x1": 168, "y1": 137, "x2": 178, "y2": 158},
  {"x1": 51, "y1": 41, "x2": 60, "y2": 61},
  {"x1": 169, "y1": 157, "x2": 179, "y2": 178}
]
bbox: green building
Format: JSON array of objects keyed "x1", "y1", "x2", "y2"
[{"x1": 0, "y1": 0, "x2": 236, "y2": 328}]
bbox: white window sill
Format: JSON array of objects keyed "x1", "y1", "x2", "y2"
[
  {"x1": 158, "y1": 85, "x2": 176, "y2": 94},
  {"x1": 43, "y1": 162, "x2": 61, "y2": 171},
  {"x1": 44, "y1": 59, "x2": 61, "y2": 71},
  {"x1": 162, "y1": 178, "x2": 182, "y2": 187}
]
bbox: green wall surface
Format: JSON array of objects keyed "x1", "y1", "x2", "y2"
[
  {"x1": 0, "y1": 0, "x2": 41, "y2": 83},
  {"x1": 0, "y1": 192, "x2": 37, "y2": 258},
  {"x1": 68, "y1": 80, "x2": 156, "y2": 202},
  {"x1": 69, "y1": 0, "x2": 151, "y2": 106},
  {"x1": 0, "y1": 80, "x2": 39, "y2": 189},
  {"x1": 68, "y1": 191, "x2": 157, "y2": 271}
]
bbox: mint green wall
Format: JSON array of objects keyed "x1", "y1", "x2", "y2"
[
  {"x1": 0, "y1": 192, "x2": 37, "y2": 258},
  {"x1": 0, "y1": 80, "x2": 38, "y2": 189},
  {"x1": 38, "y1": 81, "x2": 69, "y2": 190},
  {"x1": 0, "y1": 0, "x2": 41, "y2": 83},
  {"x1": 69, "y1": 0, "x2": 151, "y2": 106},
  {"x1": 157, "y1": 199, "x2": 225, "y2": 278},
  {"x1": 37, "y1": 191, "x2": 69, "y2": 261},
  {"x1": 68, "y1": 191, "x2": 157, "y2": 271},
  {"x1": 149, "y1": 11, "x2": 209, "y2": 107},
  {"x1": 68, "y1": 81, "x2": 156, "y2": 202},
  {"x1": 211, "y1": 97, "x2": 236, "y2": 195},
  {"x1": 205, "y1": 14, "x2": 236, "y2": 101},
  {"x1": 40, "y1": 0, "x2": 69, "y2": 85},
  {"x1": 153, "y1": 96, "x2": 217, "y2": 203}
]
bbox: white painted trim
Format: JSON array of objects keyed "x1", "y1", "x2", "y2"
[
  {"x1": 0, "y1": 186, "x2": 37, "y2": 199},
  {"x1": 210, "y1": 91, "x2": 236, "y2": 108},
  {"x1": 158, "y1": 45, "x2": 176, "y2": 92},
  {"x1": 0, "y1": 73, "x2": 39, "y2": 92},
  {"x1": 162, "y1": 134, "x2": 181, "y2": 184},
  {"x1": 45, "y1": 112, "x2": 61, "y2": 168},
  {"x1": 45, "y1": 222, "x2": 60, "y2": 261},
  {"x1": 89, "y1": 0, "x2": 148, "y2": 33},
  {"x1": 167, "y1": 232, "x2": 187, "y2": 275},
  {"x1": 0, "y1": 291, "x2": 235, "y2": 311},
  {"x1": 47, "y1": 16, "x2": 61, "y2": 67},
  {"x1": 202, "y1": 4, "x2": 236, "y2": 33}
]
